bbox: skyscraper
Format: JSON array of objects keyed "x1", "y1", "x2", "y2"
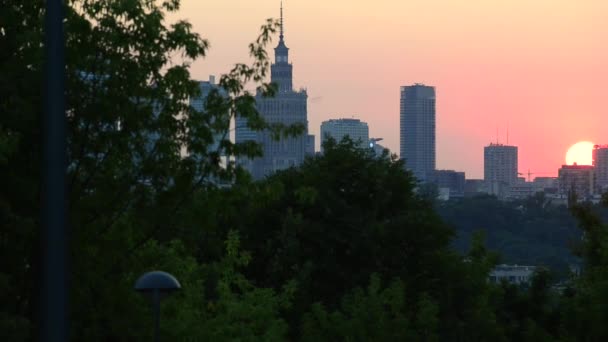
[
  {"x1": 400, "y1": 84, "x2": 436, "y2": 181},
  {"x1": 484, "y1": 143, "x2": 518, "y2": 197},
  {"x1": 593, "y1": 144, "x2": 608, "y2": 193},
  {"x1": 320, "y1": 118, "x2": 369, "y2": 152},
  {"x1": 235, "y1": 3, "x2": 309, "y2": 179}
]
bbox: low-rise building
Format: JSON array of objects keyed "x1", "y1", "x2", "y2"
[
  {"x1": 533, "y1": 177, "x2": 558, "y2": 193},
  {"x1": 465, "y1": 179, "x2": 486, "y2": 197},
  {"x1": 489, "y1": 264, "x2": 536, "y2": 285},
  {"x1": 507, "y1": 182, "x2": 537, "y2": 200},
  {"x1": 429, "y1": 170, "x2": 466, "y2": 198}
]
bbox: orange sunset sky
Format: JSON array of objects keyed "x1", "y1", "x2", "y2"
[{"x1": 171, "y1": 0, "x2": 607, "y2": 179}]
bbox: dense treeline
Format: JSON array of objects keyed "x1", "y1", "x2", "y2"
[
  {"x1": 438, "y1": 194, "x2": 583, "y2": 275},
  {"x1": 3, "y1": 0, "x2": 608, "y2": 340},
  {"x1": 438, "y1": 190, "x2": 608, "y2": 276}
]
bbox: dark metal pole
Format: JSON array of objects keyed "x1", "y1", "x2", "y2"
[
  {"x1": 153, "y1": 290, "x2": 160, "y2": 342},
  {"x1": 42, "y1": 0, "x2": 67, "y2": 341}
]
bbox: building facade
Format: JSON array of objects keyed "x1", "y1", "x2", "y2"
[
  {"x1": 558, "y1": 164, "x2": 595, "y2": 198},
  {"x1": 593, "y1": 145, "x2": 608, "y2": 193},
  {"x1": 465, "y1": 179, "x2": 486, "y2": 197},
  {"x1": 369, "y1": 138, "x2": 389, "y2": 157},
  {"x1": 489, "y1": 265, "x2": 536, "y2": 285},
  {"x1": 429, "y1": 170, "x2": 466, "y2": 198},
  {"x1": 484, "y1": 143, "x2": 518, "y2": 197},
  {"x1": 189, "y1": 76, "x2": 228, "y2": 154},
  {"x1": 235, "y1": 4, "x2": 309, "y2": 179},
  {"x1": 306, "y1": 134, "x2": 315, "y2": 156},
  {"x1": 320, "y1": 118, "x2": 369, "y2": 152},
  {"x1": 400, "y1": 84, "x2": 436, "y2": 181}
]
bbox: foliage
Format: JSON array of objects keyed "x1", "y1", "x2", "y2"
[
  {"x1": 212, "y1": 139, "x2": 510, "y2": 339},
  {"x1": 300, "y1": 275, "x2": 411, "y2": 341},
  {"x1": 438, "y1": 193, "x2": 582, "y2": 274},
  {"x1": 0, "y1": 0, "x2": 296, "y2": 339},
  {"x1": 5, "y1": 0, "x2": 608, "y2": 340},
  {"x1": 559, "y1": 200, "x2": 608, "y2": 340}
]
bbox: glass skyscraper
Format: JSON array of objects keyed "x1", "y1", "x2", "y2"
[{"x1": 400, "y1": 84, "x2": 436, "y2": 181}]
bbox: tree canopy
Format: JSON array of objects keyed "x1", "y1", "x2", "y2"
[{"x1": 3, "y1": 0, "x2": 608, "y2": 341}]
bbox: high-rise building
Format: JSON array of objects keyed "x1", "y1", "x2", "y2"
[
  {"x1": 558, "y1": 164, "x2": 595, "y2": 198},
  {"x1": 593, "y1": 145, "x2": 608, "y2": 193},
  {"x1": 400, "y1": 84, "x2": 436, "y2": 181},
  {"x1": 484, "y1": 143, "x2": 518, "y2": 197},
  {"x1": 235, "y1": 3, "x2": 309, "y2": 179},
  {"x1": 320, "y1": 118, "x2": 369, "y2": 152}
]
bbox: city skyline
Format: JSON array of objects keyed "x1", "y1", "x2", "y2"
[{"x1": 171, "y1": 0, "x2": 608, "y2": 178}]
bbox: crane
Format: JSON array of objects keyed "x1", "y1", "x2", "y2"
[{"x1": 518, "y1": 169, "x2": 554, "y2": 182}]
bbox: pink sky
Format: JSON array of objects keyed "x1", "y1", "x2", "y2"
[{"x1": 172, "y1": 0, "x2": 608, "y2": 179}]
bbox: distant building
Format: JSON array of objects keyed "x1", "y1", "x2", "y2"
[
  {"x1": 533, "y1": 177, "x2": 558, "y2": 189},
  {"x1": 484, "y1": 143, "x2": 518, "y2": 198},
  {"x1": 369, "y1": 138, "x2": 389, "y2": 157},
  {"x1": 532, "y1": 177, "x2": 558, "y2": 194},
  {"x1": 465, "y1": 179, "x2": 486, "y2": 197},
  {"x1": 507, "y1": 182, "x2": 537, "y2": 200},
  {"x1": 189, "y1": 76, "x2": 227, "y2": 153},
  {"x1": 320, "y1": 118, "x2": 369, "y2": 152},
  {"x1": 235, "y1": 3, "x2": 309, "y2": 179},
  {"x1": 507, "y1": 177, "x2": 559, "y2": 200},
  {"x1": 558, "y1": 164, "x2": 595, "y2": 198},
  {"x1": 593, "y1": 145, "x2": 608, "y2": 193},
  {"x1": 429, "y1": 170, "x2": 465, "y2": 198},
  {"x1": 400, "y1": 84, "x2": 436, "y2": 181},
  {"x1": 306, "y1": 134, "x2": 315, "y2": 156},
  {"x1": 489, "y1": 265, "x2": 536, "y2": 285}
]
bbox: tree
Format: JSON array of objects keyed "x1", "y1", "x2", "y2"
[
  {"x1": 560, "y1": 200, "x2": 608, "y2": 340},
  {"x1": 1, "y1": 0, "x2": 299, "y2": 339},
  {"x1": 300, "y1": 275, "x2": 411, "y2": 341},
  {"x1": 213, "y1": 138, "x2": 510, "y2": 339}
]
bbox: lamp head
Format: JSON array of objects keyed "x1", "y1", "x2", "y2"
[{"x1": 134, "y1": 271, "x2": 181, "y2": 297}]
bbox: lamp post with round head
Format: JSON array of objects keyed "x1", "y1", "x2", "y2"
[{"x1": 134, "y1": 271, "x2": 181, "y2": 342}]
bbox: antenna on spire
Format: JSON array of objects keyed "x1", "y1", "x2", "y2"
[
  {"x1": 507, "y1": 121, "x2": 509, "y2": 145},
  {"x1": 280, "y1": 0, "x2": 284, "y2": 41}
]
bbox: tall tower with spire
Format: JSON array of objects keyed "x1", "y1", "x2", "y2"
[
  {"x1": 236, "y1": 1, "x2": 311, "y2": 179},
  {"x1": 271, "y1": 1, "x2": 293, "y2": 92}
]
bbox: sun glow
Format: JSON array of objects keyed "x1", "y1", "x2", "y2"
[{"x1": 565, "y1": 141, "x2": 594, "y2": 166}]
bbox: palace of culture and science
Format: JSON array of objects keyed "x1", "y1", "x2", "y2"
[{"x1": 236, "y1": 4, "x2": 313, "y2": 180}]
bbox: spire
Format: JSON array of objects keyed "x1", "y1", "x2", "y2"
[
  {"x1": 273, "y1": 0, "x2": 290, "y2": 69},
  {"x1": 280, "y1": 1, "x2": 284, "y2": 41}
]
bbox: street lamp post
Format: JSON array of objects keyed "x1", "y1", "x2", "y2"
[
  {"x1": 134, "y1": 271, "x2": 181, "y2": 342},
  {"x1": 42, "y1": 0, "x2": 67, "y2": 341}
]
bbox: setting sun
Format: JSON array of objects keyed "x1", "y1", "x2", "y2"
[{"x1": 565, "y1": 141, "x2": 594, "y2": 166}]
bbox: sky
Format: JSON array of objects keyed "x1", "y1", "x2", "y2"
[{"x1": 171, "y1": 0, "x2": 608, "y2": 179}]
